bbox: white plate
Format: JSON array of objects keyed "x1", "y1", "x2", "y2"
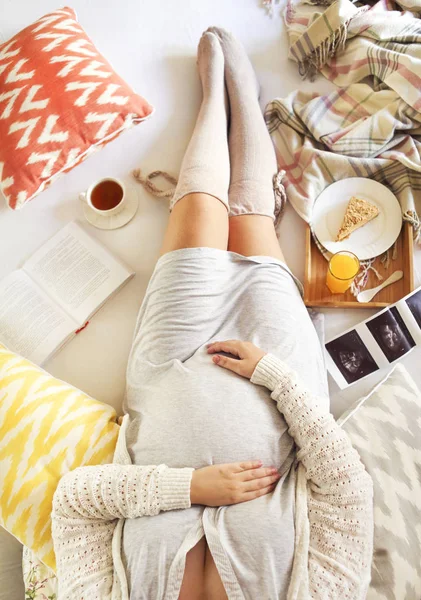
[{"x1": 312, "y1": 178, "x2": 402, "y2": 260}]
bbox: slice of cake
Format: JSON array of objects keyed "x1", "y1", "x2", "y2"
[{"x1": 336, "y1": 196, "x2": 379, "y2": 242}]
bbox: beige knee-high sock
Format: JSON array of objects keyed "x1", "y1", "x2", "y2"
[
  {"x1": 208, "y1": 27, "x2": 278, "y2": 220},
  {"x1": 170, "y1": 32, "x2": 230, "y2": 211}
]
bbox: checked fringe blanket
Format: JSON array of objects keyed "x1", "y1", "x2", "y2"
[{"x1": 265, "y1": 0, "x2": 421, "y2": 260}]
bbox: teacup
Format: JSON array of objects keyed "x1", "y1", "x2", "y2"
[{"x1": 80, "y1": 177, "x2": 126, "y2": 216}]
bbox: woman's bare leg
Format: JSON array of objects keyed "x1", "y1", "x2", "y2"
[
  {"x1": 228, "y1": 214, "x2": 285, "y2": 261},
  {"x1": 162, "y1": 31, "x2": 230, "y2": 256},
  {"x1": 179, "y1": 539, "x2": 228, "y2": 600},
  {"x1": 178, "y1": 538, "x2": 206, "y2": 600},
  {"x1": 159, "y1": 193, "x2": 228, "y2": 256},
  {"x1": 205, "y1": 28, "x2": 284, "y2": 260},
  {"x1": 204, "y1": 547, "x2": 229, "y2": 600}
]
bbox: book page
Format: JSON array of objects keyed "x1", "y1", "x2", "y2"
[
  {"x1": 23, "y1": 221, "x2": 134, "y2": 325},
  {"x1": 0, "y1": 270, "x2": 77, "y2": 365}
]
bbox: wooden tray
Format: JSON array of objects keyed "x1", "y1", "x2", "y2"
[{"x1": 304, "y1": 222, "x2": 414, "y2": 309}]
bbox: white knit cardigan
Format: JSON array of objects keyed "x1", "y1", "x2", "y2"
[{"x1": 51, "y1": 354, "x2": 374, "y2": 599}]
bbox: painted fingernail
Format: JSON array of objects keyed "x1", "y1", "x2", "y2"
[{"x1": 213, "y1": 355, "x2": 220, "y2": 364}]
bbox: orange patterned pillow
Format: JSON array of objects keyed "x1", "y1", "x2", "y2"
[{"x1": 0, "y1": 7, "x2": 154, "y2": 210}]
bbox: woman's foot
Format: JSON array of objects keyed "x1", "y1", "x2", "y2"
[
  {"x1": 197, "y1": 31, "x2": 226, "y2": 101},
  {"x1": 205, "y1": 27, "x2": 278, "y2": 222},
  {"x1": 206, "y1": 27, "x2": 259, "y2": 99}
]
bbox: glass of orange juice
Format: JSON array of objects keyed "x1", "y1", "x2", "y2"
[{"x1": 326, "y1": 251, "x2": 360, "y2": 294}]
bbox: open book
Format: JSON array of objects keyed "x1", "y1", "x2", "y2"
[
  {"x1": 325, "y1": 286, "x2": 421, "y2": 389},
  {"x1": 0, "y1": 221, "x2": 134, "y2": 365}
]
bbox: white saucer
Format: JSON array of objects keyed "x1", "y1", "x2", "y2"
[
  {"x1": 82, "y1": 184, "x2": 139, "y2": 230},
  {"x1": 311, "y1": 178, "x2": 402, "y2": 260}
]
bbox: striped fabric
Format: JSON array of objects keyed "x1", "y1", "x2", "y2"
[
  {"x1": 0, "y1": 343, "x2": 119, "y2": 571},
  {"x1": 266, "y1": 0, "x2": 421, "y2": 241}
]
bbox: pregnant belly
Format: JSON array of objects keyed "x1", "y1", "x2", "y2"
[{"x1": 125, "y1": 366, "x2": 295, "y2": 472}]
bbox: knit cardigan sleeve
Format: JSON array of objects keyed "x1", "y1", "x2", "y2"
[
  {"x1": 52, "y1": 463, "x2": 193, "y2": 600},
  {"x1": 251, "y1": 354, "x2": 374, "y2": 600}
]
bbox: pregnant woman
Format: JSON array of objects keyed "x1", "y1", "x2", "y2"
[{"x1": 52, "y1": 29, "x2": 374, "y2": 600}]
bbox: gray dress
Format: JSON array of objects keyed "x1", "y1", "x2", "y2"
[{"x1": 122, "y1": 247, "x2": 328, "y2": 600}]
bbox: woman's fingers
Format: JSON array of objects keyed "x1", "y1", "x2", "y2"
[
  {"x1": 246, "y1": 483, "x2": 277, "y2": 500},
  {"x1": 235, "y1": 461, "x2": 263, "y2": 471},
  {"x1": 212, "y1": 353, "x2": 243, "y2": 375},
  {"x1": 207, "y1": 340, "x2": 242, "y2": 357},
  {"x1": 238, "y1": 466, "x2": 279, "y2": 481},
  {"x1": 243, "y1": 473, "x2": 280, "y2": 492},
  {"x1": 207, "y1": 340, "x2": 265, "y2": 380}
]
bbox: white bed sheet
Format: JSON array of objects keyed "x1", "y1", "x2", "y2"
[{"x1": 0, "y1": 0, "x2": 420, "y2": 425}]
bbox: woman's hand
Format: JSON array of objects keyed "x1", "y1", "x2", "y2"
[
  {"x1": 207, "y1": 340, "x2": 266, "y2": 379},
  {"x1": 190, "y1": 461, "x2": 280, "y2": 506}
]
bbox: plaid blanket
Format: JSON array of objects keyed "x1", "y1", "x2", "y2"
[{"x1": 265, "y1": 0, "x2": 421, "y2": 245}]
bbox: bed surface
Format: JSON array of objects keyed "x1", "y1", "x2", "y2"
[{"x1": 1, "y1": 0, "x2": 420, "y2": 423}]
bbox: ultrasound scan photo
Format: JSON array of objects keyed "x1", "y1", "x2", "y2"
[{"x1": 326, "y1": 330, "x2": 379, "y2": 384}]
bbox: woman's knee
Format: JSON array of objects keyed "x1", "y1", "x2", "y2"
[{"x1": 160, "y1": 193, "x2": 229, "y2": 256}]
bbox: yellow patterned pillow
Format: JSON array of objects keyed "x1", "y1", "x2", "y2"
[{"x1": 0, "y1": 343, "x2": 119, "y2": 572}]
